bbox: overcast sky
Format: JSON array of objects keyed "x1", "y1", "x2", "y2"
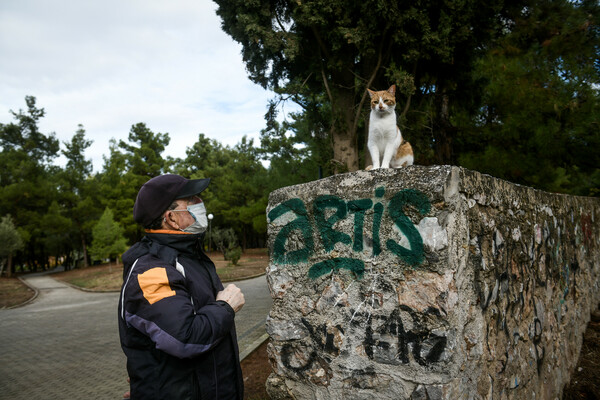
[{"x1": 0, "y1": 0, "x2": 284, "y2": 172}]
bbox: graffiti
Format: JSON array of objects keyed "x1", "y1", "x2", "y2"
[
  {"x1": 279, "y1": 307, "x2": 447, "y2": 374},
  {"x1": 280, "y1": 318, "x2": 344, "y2": 373},
  {"x1": 308, "y1": 258, "x2": 365, "y2": 280},
  {"x1": 358, "y1": 306, "x2": 447, "y2": 366},
  {"x1": 268, "y1": 187, "x2": 432, "y2": 278},
  {"x1": 270, "y1": 198, "x2": 313, "y2": 265},
  {"x1": 386, "y1": 189, "x2": 431, "y2": 266},
  {"x1": 468, "y1": 206, "x2": 595, "y2": 384},
  {"x1": 314, "y1": 195, "x2": 354, "y2": 251}
]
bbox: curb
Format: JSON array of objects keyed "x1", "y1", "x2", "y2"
[
  {"x1": 239, "y1": 333, "x2": 269, "y2": 362},
  {"x1": 55, "y1": 271, "x2": 267, "y2": 291},
  {"x1": 54, "y1": 277, "x2": 121, "y2": 293},
  {"x1": 222, "y1": 272, "x2": 266, "y2": 283},
  {"x1": 4, "y1": 276, "x2": 40, "y2": 309},
  {"x1": 4, "y1": 271, "x2": 267, "y2": 306}
]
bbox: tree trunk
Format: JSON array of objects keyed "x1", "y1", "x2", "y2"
[
  {"x1": 433, "y1": 92, "x2": 454, "y2": 165},
  {"x1": 6, "y1": 254, "x2": 13, "y2": 278},
  {"x1": 77, "y1": 221, "x2": 89, "y2": 268},
  {"x1": 331, "y1": 132, "x2": 359, "y2": 173},
  {"x1": 330, "y1": 89, "x2": 360, "y2": 173}
]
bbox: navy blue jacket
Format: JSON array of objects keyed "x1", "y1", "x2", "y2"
[{"x1": 118, "y1": 231, "x2": 243, "y2": 399}]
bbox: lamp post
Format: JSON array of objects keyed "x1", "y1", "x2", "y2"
[{"x1": 207, "y1": 213, "x2": 214, "y2": 253}]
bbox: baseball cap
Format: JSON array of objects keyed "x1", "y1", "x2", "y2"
[{"x1": 133, "y1": 174, "x2": 210, "y2": 227}]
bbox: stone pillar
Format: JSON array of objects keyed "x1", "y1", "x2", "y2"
[{"x1": 265, "y1": 166, "x2": 600, "y2": 400}]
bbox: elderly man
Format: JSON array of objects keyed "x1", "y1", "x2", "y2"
[{"x1": 118, "y1": 174, "x2": 245, "y2": 399}]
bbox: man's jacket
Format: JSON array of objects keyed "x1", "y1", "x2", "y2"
[{"x1": 118, "y1": 231, "x2": 243, "y2": 399}]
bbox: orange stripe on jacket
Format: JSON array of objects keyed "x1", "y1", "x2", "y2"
[{"x1": 138, "y1": 267, "x2": 176, "y2": 305}]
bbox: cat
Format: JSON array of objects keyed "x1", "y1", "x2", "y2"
[{"x1": 366, "y1": 84, "x2": 414, "y2": 169}]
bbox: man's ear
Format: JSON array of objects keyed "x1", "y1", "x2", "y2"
[{"x1": 163, "y1": 210, "x2": 180, "y2": 230}]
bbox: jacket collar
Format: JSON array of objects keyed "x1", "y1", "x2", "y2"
[
  {"x1": 145, "y1": 230, "x2": 205, "y2": 258},
  {"x1": 122, "y1": 230, "x2": 205, "y2": 268}
]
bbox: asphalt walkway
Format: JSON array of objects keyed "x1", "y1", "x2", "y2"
[{"x1": 0, "y1": 273, "x2": 271, "y2": 399}]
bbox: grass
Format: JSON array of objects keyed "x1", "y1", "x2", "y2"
[{"x1": 54, "y1": 263, "x2": 125, "y2": 291}]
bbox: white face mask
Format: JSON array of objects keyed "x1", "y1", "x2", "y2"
[{"x1": 180, "y1": 202, "x2": 208, "y2": 234}]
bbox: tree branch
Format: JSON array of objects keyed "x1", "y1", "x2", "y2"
[
  {"x1": 273, "y1": 12, "x2": 288, "y2": 34},
  {"x1": 321, "y1": 67, "x2": 334, "y2": 108},
  {"x1": 311, "y1": 26, "x2": 331, "y2": 59},
  {"x1": 401, "y1": 62, "x2": 418, "y2": 118},
  {"x1": 352, "y1": 31, "x2": 386, "y2": 135}
]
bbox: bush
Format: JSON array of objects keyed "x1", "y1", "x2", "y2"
[
  {"x1": 212, "y1": 227, "x2": 239, "y2": 260},
  {"x1": 225, "y1": 247, "x2": 242, "y2": 266}
]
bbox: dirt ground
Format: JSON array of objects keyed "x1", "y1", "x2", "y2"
[
  {"x1": 241, "y1": 341, "x2": 271, "y2": 400},
  {"x1": 563, "y1": 306, "x2": 600, "y2": 399},
  {"x1": 0, "y1": 277, "x2": 35, "y2": 308}
]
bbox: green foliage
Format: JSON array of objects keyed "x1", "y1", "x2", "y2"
[
  {"x1": 40, "y1": 201, "x2": 73, "y2": 262},
  {"x1": 119, "y1": 123, "x2": 170, "y2": 178},
  {"x1": 211, "y1": 227, "x2": 239, "y2": 260},
  {"x1": 215, "y1": 0, "x2": 506, "y2": 169},
  {"x1": 0, "y1": 215, "x2": 24, "y2": 259},
  {"x1": 58, "y1": 125, "x2": 99, "y2": 268},
  {"x1": 89, "y1": 207, "x2": 128, "y2": 263},
  {"x1": 456, "y1": 0, "x2": 600, "y2": 196},
  {"x1": 0, "y1": 96, "x2": 61, "y2": 270},
  {"x1": 225, "y1": 247, "x2": 242, "y2": 266}
]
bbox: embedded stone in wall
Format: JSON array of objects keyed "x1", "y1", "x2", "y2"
[{"x1": 265, "y1": 166, "x2": 600, "y2": 400}]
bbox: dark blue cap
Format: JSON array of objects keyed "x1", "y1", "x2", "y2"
[{"x1": 133, "y1": 174, "x2": 210, "y2": 227}]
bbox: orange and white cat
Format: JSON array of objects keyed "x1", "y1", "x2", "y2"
[{"x1": 366, "y1": 84, "x2": 414, "y2": 169}]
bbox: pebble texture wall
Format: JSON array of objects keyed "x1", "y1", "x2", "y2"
[{"x1": 264, "y1": 166, "x2": 600, "y2": 400}]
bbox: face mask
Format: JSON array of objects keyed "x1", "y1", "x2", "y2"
[{"x1": 181, "y1": 202, "x2": 208, "y2": 234}]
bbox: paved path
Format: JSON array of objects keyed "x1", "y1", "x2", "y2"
[{"x1": 0, "y1": 273, "x2": 271, "y2": 399}]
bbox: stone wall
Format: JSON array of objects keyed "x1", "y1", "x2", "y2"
[{"x1": 264, "y1": 166, "x2": 600, "y2": 400}]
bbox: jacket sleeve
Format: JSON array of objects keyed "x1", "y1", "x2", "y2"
[{"x1": 122, "y1": 262, "x2": 234, "y2": 359}]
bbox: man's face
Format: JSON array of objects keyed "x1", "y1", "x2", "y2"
[{"x1": 163, "y1": 196, "x2": 202, "y2": 231}]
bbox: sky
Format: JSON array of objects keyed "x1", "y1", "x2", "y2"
[{"x1": 0, "y1": 0, "x2": 286, "y2": 172}]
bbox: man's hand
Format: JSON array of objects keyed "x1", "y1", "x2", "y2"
[
  {"x1": 123, "y1": 377, "x2": 130, "y2": 399},
  {"x1": 216, "y1": 284, "x2": 245, "y2": 312}
]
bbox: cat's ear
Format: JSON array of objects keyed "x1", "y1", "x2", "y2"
[
  {"x1": 367, "y1": 88, "x2": 376, "y2": 98},
  {"x1": 387, "y1": 85, "x2": 396, "y2": 95}
]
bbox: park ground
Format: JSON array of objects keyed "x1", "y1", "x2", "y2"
[{"x1": 0, "y1": 249, "x2": 598, "y2": 399}]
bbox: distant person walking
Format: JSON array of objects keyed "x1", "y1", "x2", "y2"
[{"x1": 119, "y1": 174, "x2": 245, "y2": 399}]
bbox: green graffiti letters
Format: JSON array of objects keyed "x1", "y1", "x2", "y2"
[
  {"x1": 268, "y1": 198, "x2": 314, "y2": 264},
  {"x1": 314, "y1": 195, "x2": 352, "y2": 251},
  {"x1": 386, "y1": 189, "x2": 431, "y2": 266},
  {"x1": 347, "y1": 199, "x2": 373, "y2": 252},
  {"x1": 372, "y1": 187, "x2": 385, "y2": 256},
  {"x1": 269, "y1": 188, "x2": 432, "y2": 278},
  {"x1": 308, "y1": 258, "x2": 365, "y2": 279}
]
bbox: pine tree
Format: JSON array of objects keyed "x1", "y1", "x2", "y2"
[
  {"x1": 89, "y1": 208, "x2": 128, "y2": 264},
  {"x1": 0, "y1": 215, "x2": 24, "y2": 277}
]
